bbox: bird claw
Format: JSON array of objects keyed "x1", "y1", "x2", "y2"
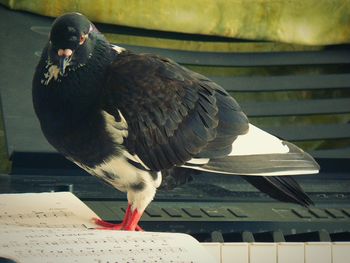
[
  {"x1": 93, "y1": 218, "x2": 124, "y2": 230},
  {"x1": 124, "y1": 224, "x2": 144, "y2": 231},
  {"x1": 93, "y1": 218, "x2": 143, "y2": 231}
]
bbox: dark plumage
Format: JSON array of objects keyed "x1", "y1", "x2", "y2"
[{"x1": 32, "y1": 13, "x2": 319, "y2": 231}]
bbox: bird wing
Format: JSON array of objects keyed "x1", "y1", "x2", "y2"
[{"x1": 102, "y1": 52, "x2": 249, "y2": 171}]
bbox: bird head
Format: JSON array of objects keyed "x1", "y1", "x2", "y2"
[{"x1": 48, "y1": 13, "x2": 97, "y2": 75}]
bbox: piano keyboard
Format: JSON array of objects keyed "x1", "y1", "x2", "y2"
[{"x1": 202, "y1": 242, "x2": 350, "y2": 263}]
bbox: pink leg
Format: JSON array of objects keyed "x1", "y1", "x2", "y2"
[
  {"x1": 123, "y1": 208, "x2": 144, "y2": 231},
  {"x1": 94, "y1": 203, "x2": 133, "y2": 230}
]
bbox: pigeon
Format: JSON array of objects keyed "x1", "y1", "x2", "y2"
[{"x1": 32, "y1": 13, "x2": 320, "y2": 231}]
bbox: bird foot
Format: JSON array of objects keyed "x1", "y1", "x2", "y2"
[
  {"x1": 93, "y1": 203, "x2": 144, "y2": 231},
  {"x1": 93, "y1": 218, "x2": 143, "y2": 231},
  {"x1": 125, "y1": 224, "x2": 144, "y2": 231},
  {"x1": 93, "y1": 218, "x2": 124, "y2": 230}
]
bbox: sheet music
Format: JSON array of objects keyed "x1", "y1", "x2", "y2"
[
  {"x1": 0, "y1": 192, "x2": 99, "y2": 228},
  {"x1": 0, "y1": 192, "x2": 214, "y2": 262},
  {"x1": 0, "y1": 227, "x2": 213, "y2": 263}
]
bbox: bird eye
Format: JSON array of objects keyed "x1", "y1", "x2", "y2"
[{"x1": 79, "y1": 35, "x2": 86, "y2": 45}]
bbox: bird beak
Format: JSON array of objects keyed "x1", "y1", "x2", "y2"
[
  {"x1": 59, "y1": 56, "x2": 70, "y2": 75},
  {"x1": 57, "y1": 49, "x2": 73, "y2": 75}
]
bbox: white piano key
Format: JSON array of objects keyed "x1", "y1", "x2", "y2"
[
  {"x1": 332, "y1": 242, "x2": 350, "y2": 263},
  {"x1": 202, "y1": 242, "x2": 221, "y2": 263},
  {"x1": 277, "y1": 242, "x2": 305, "y2": 263},
  {"x1": 305, "y1": 242, "x2": 332, "y2": 263},
  {"x1": 221, "y1": 243, "x2": 249, "y2": 263},
  {"x1": 249, "y1": 243, "x2": 277, "y2": 263}
]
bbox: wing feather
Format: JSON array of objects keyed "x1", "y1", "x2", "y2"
[{"x1": 103, "y1": 52, "x2": 248, "y2": 171}]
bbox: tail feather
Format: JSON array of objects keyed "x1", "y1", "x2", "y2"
[
  {"x1": 183, "y1": 123, "x2": 320, "y2": 176},
  {"x1": 183, "y1": 141, "x2": 319, "y2": 176},
  {"x1": 181, "y1": 124, "x2": 319, "y2": 206},
  {"x1": 242, "y1": 176, "x2": 314, "y2": 207}
]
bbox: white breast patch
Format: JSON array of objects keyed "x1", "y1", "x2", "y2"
[
  {"x1": 111, "y1": 45, "x2": 126, "y2": 54},
  {"x1": 102, "y1": 110, "x2": 128, "y2": 144},
  {"x1": 41, "y1": 64, "x2": 60, "y2": 85}
]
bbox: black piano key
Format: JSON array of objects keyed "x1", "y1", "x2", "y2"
[
  {"x1": 0, "y1": 257, "x2": 17, "y2": 263},
  {"x1": 211, "y1": 231, "x2": 225, "y2": 242},
  {"x1": 330, "y1": 231, "x2": 350, "y2": 241},
  {"x1": 223, "y1": 231, "x2": 255, "y2": 242},
  {"x1": 192, "y1": 232, "x2": 212, "y2": 242},
  {"x1": 254, "y1": 231, "x2": 286, "y2": 242},
  {"x1": 285, "y1": 230, "x2": 331, "y2": 242},
  {"x1": 54, "y1": 184, "x2": 74, "y2": 192}
]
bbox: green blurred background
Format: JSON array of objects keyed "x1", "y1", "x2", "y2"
[
  {"x1": 1, "y1": 0, "x2": 350, "y2": 45},
  {"x1": 0, "y1": 0, "x2": 349, "y2": 174}
]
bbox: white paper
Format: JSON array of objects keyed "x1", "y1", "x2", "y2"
[
  {"x1": 0, "y1": 192, "x2": 100, "y2": 228},
  {"x1": 0, "y1": 192, "x2": 214, "y2": 263},
  {"x1": 0, "y1": 227, "x2": 213, "y2": 263}
]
